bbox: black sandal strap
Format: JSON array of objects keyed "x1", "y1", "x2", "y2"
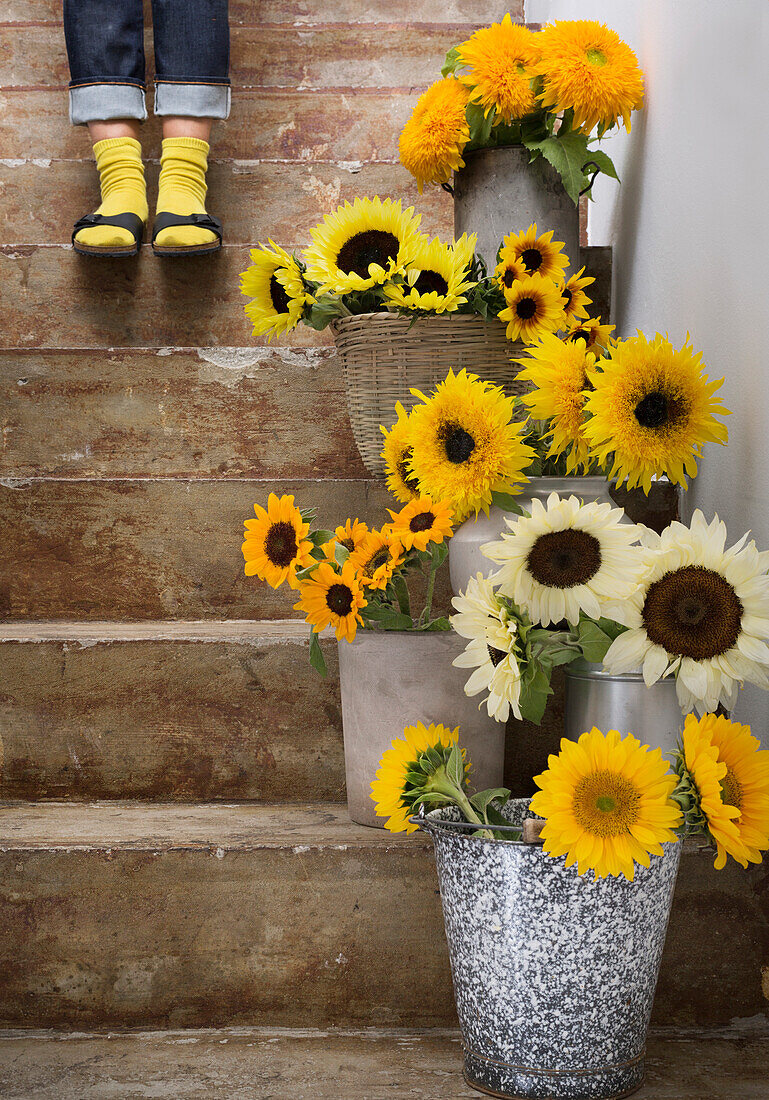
[
  {"x1": 72, "y1": 211, "x2": 144, "y2": 246},
  {"x1": 152, "y1": 211, "x2": 223, "y2": 244}
]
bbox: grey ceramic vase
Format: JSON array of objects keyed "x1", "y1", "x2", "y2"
[
  {"x1": 453, "y1": 145, "x2": 580, "y2": 275},
  {"x1": 337, "y1": 631, "x2": 505, "y2": 828},
  {"x1": 418, "y1": 799, "x2": 682, "y2": 1100},
  {"x1": 564, "y1": 660, "x2": 684, "y2": 758},
  {"x1": 448, "y1": 476, "x2": 616, "y2": 596}
]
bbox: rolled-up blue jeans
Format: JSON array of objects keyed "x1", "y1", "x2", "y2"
[{"x1": 64, "y1": 0, "x2": 230, "y2": 124}]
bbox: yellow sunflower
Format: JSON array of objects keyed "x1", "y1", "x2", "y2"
[
  {"x1": 536, "y1": 19, "x2": 645, "y2": 135},
  {"x1": 494, "y1": 254, "x2": 528, "y2": 294},
  {"x1": 381, "y1": 402, "x2": 420, "y2": 505},
  {"x1": 383, "y1": 234, "x2": 477, "y2": 314},
  {"x1": 240, "y1": 241, "x2": 312, "y2": 341},
  {"x1": 565, "y1": 315, "x2": 615, "y2": 351},
  {"x1": 371, "y1": 721, "x2": 466, "y2": 833},
  {"x1": 530, "y1": 728, "x2": 682, "y2": 881},
  {"x1": 558, "y1": 267, "x2": 595, "y2": 323},
  {"x1": 499, "y1": 272, "x2": 567, "y2": 344},
  {"x1": 388, "y1": 496, "x2": 454, "y2": 552},
  {"x1": 242, "y1": 493, "x2": 314, "y2": 589},
  {"x1": 681, "y1": 714, "x2": 769, "y2": 870},
  {"x1": 303, "y1": 196, "x2": 423, "y2": 295},
  {"x1": 293, "y1": 559, "x2": 366, "y2": 642},
  {"x1": 500, "y1": 223, "x2": 570, "y2": 281},
  {"x1": 399, "y1": 77, "x2": 470, "y2": 192},
  {"x1": 408, "y1": 370, "x2": 536, "y2": 520},
  {"x1": 516, "y1": 333, "x2": 597, "y2": 472},
  {"x1": 333, "y1": 517, "x2": 369, "y2": 556},
  {"x1": 583, "y1": 332, "x2": 730, "y2": 493},
  {"x1": 456, "y1": 15, "x2": 540, "y2": 124},
  {"x1": 349, "y1": 528, "x2": 404, "y2": 589}
]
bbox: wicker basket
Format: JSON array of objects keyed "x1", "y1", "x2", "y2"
[{"x1": 332, "y1": 312, "x2": 528, "y2": 476}]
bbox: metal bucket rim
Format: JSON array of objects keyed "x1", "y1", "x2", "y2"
[
  {"x1": 415, "y1": 799, "x2": 534, "y2": 850},
  {"x1": 564, "y1": 658, "x2": 681, "y2": 688}
]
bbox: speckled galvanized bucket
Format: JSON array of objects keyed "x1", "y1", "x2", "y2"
[{"x1": 418, "y1": 799, "x2": 682, "y2": 1100}]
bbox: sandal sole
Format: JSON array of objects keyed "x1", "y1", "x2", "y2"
[
  {"x1": 152, "y1": 241, "x2": 222, "y2": 257},
  {"x1": 72, "y1": 243, "x2": 140, "y2": 257}
]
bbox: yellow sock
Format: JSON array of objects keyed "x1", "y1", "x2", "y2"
[
  {"x1": 74, "y1": 137, "x2": 148, "y2": 250},
  {"x1": 155, "y1": 137, "x2": 218, "y2": 249}
]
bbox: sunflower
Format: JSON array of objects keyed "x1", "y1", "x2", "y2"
[
  {"x1": 371, "y1": 721, "x2": 467, "y2": 833},
  {"x1": 680, "y1": 713, "x2": 769, "y2": 870},
  {"x1": 536, "y1": 19, "x2": 645, "y2": 135},
  {"x1": 451, "y1": 575, "x2": 523, "y2": 721},
  {"x1": 349, "y1": 528, "x2": 404, "y2": 589},
  {"x1": 240, "y1": 241, "x2": 312, "y2": 341},
  {"x1": 456, "y1": 15, "x2": 540, "y2": 124},
  {"x1": 242, "y1": 493, "x2": 314, "y2": 589},
  {"x1": 558, "y1": 267, "x2": 595, "y2": 323},
  {"x1": 407, "y1": 369, "x2": 536, "y2": 521},
  {"x1": 303, "y1": 196, "x2": 423, "y2": 295},
  {"x1": 499, "y1": 273, "x2": 567, "y2": 344},
  {"x1": 399, "y1": 77, "x2": 470, "y2": 192},
  {"x1": 531, "y1": 728, "x2": 681, "y2": 881},
  {"x1": 564, "y1": 315, "x2": 614, "y2": 352},
  {"x1": 500, "y1": 223, "x2": 570, "y2": 281},
  {"x1": 293, "y1": 559, "x2": 366, "y2": 642},
  {"x1": 332, "y1": 517, "x2": 369, "y2": 556},
  {"x1": 381, "y1": 403, "x2": 420, "y2": 504},
  {"x1": 388, "y1": 496, "x2": 454, "y2": 552},
  {"x1": 383, "y1": 234, "x2": 477, "y2": 314},
  {"x1": 494, "y1": 254, "x2": 528, "y2": 293},
  {"x1": 516, "y1": 333, "x2": 597, "y2": 472},
  {"x1": 603, "y1": 510, "x2": 769, "y2": 714},
  {"x1": 482, "y1": 491, "x2": 644, "y2": 627},
  {"x1": 582, "y1": 332, "x2": 730, "y2": 492}
]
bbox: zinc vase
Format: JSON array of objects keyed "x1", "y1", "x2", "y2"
[
  {"x1": 448, "y1": 475, "x2": 615, "y2": 596},
  {"x1": 337, "y1": 630, "x2": 505, "y2": 828},
  {"x1": 417, "y1": 799, "x2": 682, "y2": 1100},
  {"x1": 453, "y1": 145, "x2": 581, "y2": 275}
]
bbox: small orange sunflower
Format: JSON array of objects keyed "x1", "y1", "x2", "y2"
[
  {"x1": 333, "y1": 517, "x2": 369, "y2": 556},
  {"x1": 399, "y1": 77, "x2": 470, "y2": 192},
  {"x1": 494, "y1": 253, "x2": 528, "y2": 294},
  {"x1": 388, "y1": 496, "x2": 454, "y2": 552},
  {"x1": 559, "y1": 267, "x2": 595, "y2": 323},
  {"x1": 499, "y1": 272, "x2": 566, "y2": 343},
  {"x1": 500, "y1": 223, "x2": 570, "y2": 281},
  {"x1": 242, "y1": 493, "x2": 314, "y2": 589},
  {"x1": 456, "y1": 15, "x2": 540, "y2": 124},
  {"x1": 293, "y1": 559, "x2": 367, "y2": 642},
  {"x1": 565, "y1": 315, "x2": 615, "y2": 352},
  {"x1": 349, "y1": 528, "x2": 404, "y2": 590},
  {"x1": 536, "y1": 19, "x2": 645, "y2": 135}
]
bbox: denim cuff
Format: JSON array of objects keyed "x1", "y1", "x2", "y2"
[
  {"x1": 154, "y1": 81, "x2": 231, "y2": 119},
  {"x1": 69, "y1": 83, "x2": 148, "y2": 125}
]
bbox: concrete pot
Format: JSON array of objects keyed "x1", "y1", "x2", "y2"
[
  {"x1": 565, "y1": 660, "x2": 683, "y2": 758},
  {"x1": 448, "y1": 476, "x2": 616, "y2": 596},
  {"x1": 418, "y1": 799, "x2": 682, "y2": 1100},
  {"x1": 453, "y1": 145, "x2": 580, "y2": 274},
  {"x1": 337, "y1": 630, "x2": 505, "y2": 828}
]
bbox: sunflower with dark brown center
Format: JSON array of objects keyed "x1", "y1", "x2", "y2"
[
  {"x1": 293, "y1": 559, "x2": 367, "y2": 642},
  {"x1": 349, "y1": 529, "x2": 404, "y2": 590},
  {"x1": 498, "y1": 272, "x2": 566, "y2": 343},
  {"x1": 240, "y1": 241, "x2": 312, "y2": 341},
  {"x1": 383, "y1": 233, "x2": 476, "y2": 314},
  {"x1": 603, "y1": 509, "x2": 769, "y2": 714},
  {"x1": 242, "y1": 492, "x2": 315, "y2": 589},
  {"x1": 388, "y1": 496, "x2": 454, "y2": 552},
  {"x1": 482, "y1": 491, "x2": 644, "y2": 627},
  {"x1": 382, "y1": 401, "x2": 422, "y2": 504},
  {"x1": 303, "y1": 195, "x2": 423, "y2": 295},
  {"x1": 500, "y1": 223, "x2": 569, "y2": 281}
]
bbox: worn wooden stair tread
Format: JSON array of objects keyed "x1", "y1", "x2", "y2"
[{"x1": 0, "y1": 1025, "x2": 766, "y2": 1100}]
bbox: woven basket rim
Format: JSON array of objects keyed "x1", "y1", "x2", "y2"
[{"x1": 332, "y1": 311, "x2": 508, "y2": 326}]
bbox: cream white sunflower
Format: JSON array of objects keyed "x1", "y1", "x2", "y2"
[
  {"x1": 451, "y1": 574, "x2": 523, "y2": 721},
  {"x1": 603, "y1": 510, "x2": 769, "y2": 713},
  {"x1": 482, "y1": 492, "x2": 644, "y2": 627}
]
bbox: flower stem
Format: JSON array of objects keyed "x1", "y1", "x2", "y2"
[
  {"x1": 431, "y1": 777, "x2": 494, "y2": 840},
  {"x1": 423, "y1": 556, "x2": 437, "y2": 624}
]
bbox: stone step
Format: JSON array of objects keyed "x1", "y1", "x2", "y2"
[
  {"x1": 0, "y1": 801, "x2": 766, "y2": 1030},
  {"x1": 0, "y1": 477, "x2": 404, "y2": 620},
  {"x1": 0, "y1": 23, "x2": 480, "y2": 88},
  {"x1": 0, "y1": 159, "x2": 453, "y2": 246},
  {"x1": 2, "y1": 0, "x2": 520, "y2": 26},
  {"x1": 0, "y1": 347, "x2": 367, "y2": 480},
  {"x1": 0, "y1": 621, "x2": 345, "y2": 802},
  {"x1": 1, "y1": 1026, "x2": 767, "y2": 1100},
  {"x1": 0, "y1": 245, "x2": 611, "y2": 349}
]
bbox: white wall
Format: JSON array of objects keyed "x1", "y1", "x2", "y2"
[{"x1": 526, "y1": 0, "x2": 769, "y2": 730}]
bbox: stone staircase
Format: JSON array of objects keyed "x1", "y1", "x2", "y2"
[{"x1": 0, "y1": 2, "x2": 767, "y2": 1096}]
